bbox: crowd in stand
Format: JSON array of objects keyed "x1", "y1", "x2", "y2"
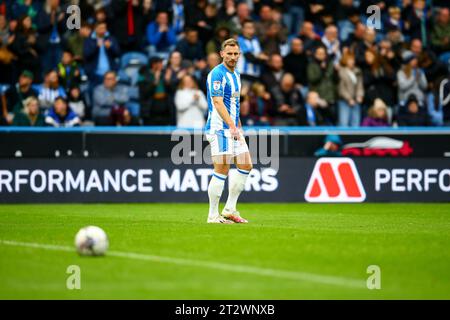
[{"x1": 0, "y1": 0, "x2": 449, "y2": 128}]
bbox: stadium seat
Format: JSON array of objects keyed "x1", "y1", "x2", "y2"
[
  {"x1": 126, "y1": 86, "x2": 140, "y2": 117},
  {"x1": 0, "y1": 84, "x2": 10, "y2": 95},
  {"x1": 118, "y1": 52, "x2": 148, "y2": 86}
]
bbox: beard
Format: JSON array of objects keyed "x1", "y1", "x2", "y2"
[{"x1": 225, "y1": 60, "x2": 236, "y2": 68}]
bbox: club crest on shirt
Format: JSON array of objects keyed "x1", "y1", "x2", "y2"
[
  {"x1": 232, "y1": 92, "x2": 240, "y2": 98},
  {"x1": 213, "y1": 81, "x2": 221, "y2": 91}
]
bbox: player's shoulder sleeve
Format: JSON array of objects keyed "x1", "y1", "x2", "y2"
[{"x1": 209, "y1": 66, "x2": 226, "y2": 98}]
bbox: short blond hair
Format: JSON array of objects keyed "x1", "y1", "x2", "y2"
[
  {"x1": 221, "y1": 38, "x2": 239, "y2": 51},
  {"x1": 23, "y1": 96, "x2": 38, "y2": 108}
]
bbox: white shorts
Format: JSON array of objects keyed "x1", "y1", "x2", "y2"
[{"x1": 206, "y1": 129, "x2": 249, "y2": 157}]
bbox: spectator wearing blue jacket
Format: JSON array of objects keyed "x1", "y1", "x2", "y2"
[
  {"x1": 45, "y1": 96, "x2": 81, "y2": 127},
  {"x1": 83, "y1": 21, "x2": 120, "y2": 86},
  {"x1": 146, "y1": 11, "x2": 176, "y2": 59}
]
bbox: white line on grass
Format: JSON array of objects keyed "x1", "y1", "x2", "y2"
[{"x1": 0, "y1": 239, "x2": 366, "y2": 289}]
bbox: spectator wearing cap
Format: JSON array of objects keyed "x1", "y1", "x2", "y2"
[
  {"x1": 314, "y1": 134, "x2": 343, "y2": 157},
  {"x1": 12, "y1": 96, "x2": 45, "y2": 127},
  {"x1": 93, "y1": 71, "x2": 129, "y2": 125},
  {"x1": 45, "y1": 96, "x2": 81, "y2": 127},
  {"x1": 146, "y1": 11, "x2": 176, "y2": 60},
  {"x1": 34, "y1": 69, "x2": 66, "y2": 111},
  {"x1": 83, "y1": 21, "x2": 120, "y2": 86},
  {"x1": 397, "y1": 94, "x2": 430, "y2": 126},
  {"x1": 397, "y1": 50, "x2": 428, "y2": 105},
  {"x1": 361, "y1": 98, "x2": 390, "y2": 127},
  {"x1": 2, "y1": 70, "x2": 38, "y2": 117},
  {"x1": 337, "y1": 51, "x2": 364, "y2": 127}
]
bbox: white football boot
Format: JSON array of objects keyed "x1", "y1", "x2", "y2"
[
  {"x1": 221, "y1": 208, "x2": 249, "y2": 223},
  {"x1": 207, "y1": 216, "x2": 235, "y2": 224}
]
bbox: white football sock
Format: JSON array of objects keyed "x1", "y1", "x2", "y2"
[
  {"x1": 224, "y1": 168, "x2": 250, "y2": 212},
  {"x1": 208, "y1": 172, "x2": 227, "y2": 220}
]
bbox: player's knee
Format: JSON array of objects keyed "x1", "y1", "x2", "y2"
[
  {"x1": 214, "y1": 165, "x2": 230, "y2": 176},
  {"x1": 239, "y1": 163, "x2": 253, "y2": 172}
]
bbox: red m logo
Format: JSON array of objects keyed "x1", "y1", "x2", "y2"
[{"x1": 305, "y1": 158, "x2": 366, "y2": 202}]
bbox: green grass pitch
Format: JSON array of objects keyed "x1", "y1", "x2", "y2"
[{"x1": 0, "y1": 203, "x2": 449, "y2": 299}]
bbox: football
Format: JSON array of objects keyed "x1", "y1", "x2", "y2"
[{"x1": 75, "y1": 226, "x2": 109, "y2": 256}]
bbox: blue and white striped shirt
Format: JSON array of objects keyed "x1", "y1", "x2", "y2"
[
  {"x1": 237, "y1": 35, "x2": 262, "y2": 78},
  {"x1": 205, "y1": 63, "x2": 241, "y2": 133}
]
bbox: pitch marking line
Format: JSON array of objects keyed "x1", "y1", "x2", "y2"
[{"x1": 0, "y1": 240, "x2": 366, "y2": 289}]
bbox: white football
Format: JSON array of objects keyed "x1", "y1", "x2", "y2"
[{"x1": 75, "y1": 226, "x2": 109, "y2": 256}]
